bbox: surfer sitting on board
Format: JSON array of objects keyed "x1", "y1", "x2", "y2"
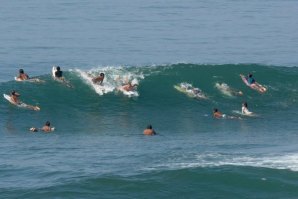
[
  {"x1": 144, "y1": 124, "x2": 156, "y2": 136},
  {"x1": 30, "y1": 121, "x2": 54, "y2": 133},
  {"x1": 92, "y1": 73, "x2": 105, "y2": 85},
  {"x1": 242, "y1": 102, "x2": 253, "y2": 115},
  {"x1": 17, "y1": 69, "x2": 29, "y2": 81}
]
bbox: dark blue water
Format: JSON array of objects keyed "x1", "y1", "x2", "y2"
[{"x1": 1, "y1": 1, "x2": 298, "y2": 198}]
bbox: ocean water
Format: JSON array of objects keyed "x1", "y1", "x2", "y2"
[{"x1": 1, "y1": 1, "x2": 298, "y2": 198}]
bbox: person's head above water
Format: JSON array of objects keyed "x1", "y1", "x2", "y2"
[
  {"x1": 56, "y1": 66, "x2": 61, "y2": 71},
  {"x1": 100, "y1": 73, "x2": 104, "y2": 77},
  {"x1": 213, "y1": 108, "x2": 218, "y2": 113},
  {"x1": 11, "y1": 90, "x2": 20, "y2": 96},
  {"x1": 19, "y1": 69, "x2": 24, "y2": 74},
  {"x1": 147, "y1": 124, "x2": 152, "y2": 129},
  {"x1": 248, "y1": 74, "x2": 253, "y2": 78},
  {"x1": 45, "y1": 121, "x2": 51, "y2": 126},
  {"x1": 243, "y1": 102, "x2": 248, "y2": 108}
]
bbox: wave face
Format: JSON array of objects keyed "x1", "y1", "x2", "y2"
[
  {"x1": 1, "y1": 63, "x2": 298, "y2": 198},
  {"x1": 1, "y1": 63, "x2": 298, "y2": 134}
]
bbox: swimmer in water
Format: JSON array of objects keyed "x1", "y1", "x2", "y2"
[{"x1": 143, "y1": 124, "x2": 156, "y2": 136}]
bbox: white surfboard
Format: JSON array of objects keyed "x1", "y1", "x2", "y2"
[
  {"x1": 52, "y1": 66, "x2": 57, "y2": 78},
  {"x1": 15, "y1": 77, "x2": 44, "y2": 83},
  {"x1": 174, "y1": 82, "x2": 207, "y2": 99},
  {"x1": 30, "y1": 127, "x2": 55, "y2": 132},
  {"x1": 118, "y1": 87, "x2": 139, "y2": 97},
  {"x1": 232, "y1": 110, "x2": 257, "y2": 117},
  {"x1": 3, "y1": 94, "x2": 40, "y2": 111}
]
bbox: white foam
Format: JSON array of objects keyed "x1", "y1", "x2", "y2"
[
  {"x1": 153, "y1": 152, "x2": 298, "y2": 171},
  {"x1": 75, "y1": 66, "x2": 144, "y2": 96}
]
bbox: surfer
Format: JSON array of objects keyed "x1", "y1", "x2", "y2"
[
  {"x1": 92, "y1": 73, "x2": 105, "y2": 85},
  {"x1": 213, "y1": 108, "x2": 240, "y2": 119},
  {"x1": 144, "y1": 125, "x2": 156, "y2": 136},
  {"x1": 216, "y1": 83, "x2": 243, "y2": 96},
  {"x1": 6, "y1": 90, "x2": 40, "y2": 111},
  {"x1": 54, "y1": 66, "x2": 63, "y2": 78},
  {"x1": 10, "y1": 90, "x2": 21, "y2": 104},
  {"x1": 241, "y1": 102, "x2": 252, "y2": 115},
  {"x1": 53, "y1": 66, "x2": 73, "y2": 88},
  {"x1": 122, "y1": 82, "x2": 138, "y2": 92},
  {"x1": 30, "y1": 121, "x2": 54, "y2": 133},
  {"x1": 213, "y1": 108, "x2": 225, "y2": 119},
  {"x1": 241, "y1": 73, "x2": 266, "y2": 93},
  {"x1": 17, "y1": 69, "x2": 29, "y2": 80}
]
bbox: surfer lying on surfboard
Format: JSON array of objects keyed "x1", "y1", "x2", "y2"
[
  {"x1": 174, "y1": 82, "x2": 208, "y2": 99},
  {"x1": 92, "y1": 73, "x2": 105, "y2": 85},
  {"x1": 4, "y1": 91, "x2": 40, "y2": 111},
  {"x1": 15, "y1": 69, "x2": 44, "y2": 83},
  {"x1": 121, "y1": 82, "x2": 138, "y2": 92},
  {"x1": 213, "y1": 108, "x2": 240, "y2": 119},
  {"x1": 240, "y1": 74, "x2": 267, "y2": 93},
  {"x1": 30, "y1": 121, "x2": 55, "y2": 133},
  {"x1": 215, "y1": 83, "x2": 243, "y2": 97},
  {"x1": 52, "y1": 66, "x2": 73, "y2": 88},
  {"x1": 16, "y1": 69, "x2": 29, "y2": 81}
]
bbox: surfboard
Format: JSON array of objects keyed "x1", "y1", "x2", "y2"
[
  {"x1": 15, "y1": 77, "x2": 44, "y2": 83},
  {"x1": 30, "y1": 127, "x2": 55, "y2": 132},
  {"x1": 3, "y1": 94, "x2": 40, "y2": 111},
  {"x1": 240, "y1": 74, "x2": 267, "y2": 93},
  {"x1": 232, "y1": 110, "x2": 257, "y2": 117},
  {"x1": 52, "y1": 66, "x2": 73, "y2": 88},
  {"x1": 118, "y1": 87, "x2": 139, "y2": 97},
  {"x1": 174, "y1": 82, "x2": 207, "y2": 99}
]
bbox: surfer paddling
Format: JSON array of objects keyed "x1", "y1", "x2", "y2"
[
  {"x1": 240, "y1": 73, "x2": 267, "y2": 93},
  {"x1": 6, "y1": 90, "x2": 40, "y2": 111},
  {"x1": 122, "y1": 82, "x2": 138, "y2": 92},
  {"x1": 144, "y1": 124, "x2": 156, "y2": 136},
  {"x1": 16, "y1": 69, "x2": 29, "y2": 81},
  {"x1": 30, "y1": 121, "x2": 55, "y2": 133},
  {"x1": 213, "y1": 108, "x2": 239, "y2": 119},
  {"x1": 52, "y1": 66, "x2": 73, "y2": 88},
  {"x1": 213, "y1": 108, "x2": 225, "y2": 119},
  {"x1": 10, "y1": 90, "x2": 21, "y2": 104},
  {"x1": 92, "y1": 73, "x2": 105, "y2": 85}
]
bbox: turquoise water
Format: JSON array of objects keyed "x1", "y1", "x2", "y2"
[{"x1": 1, "y1": 0, "x2": 298, "y2": 198}]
